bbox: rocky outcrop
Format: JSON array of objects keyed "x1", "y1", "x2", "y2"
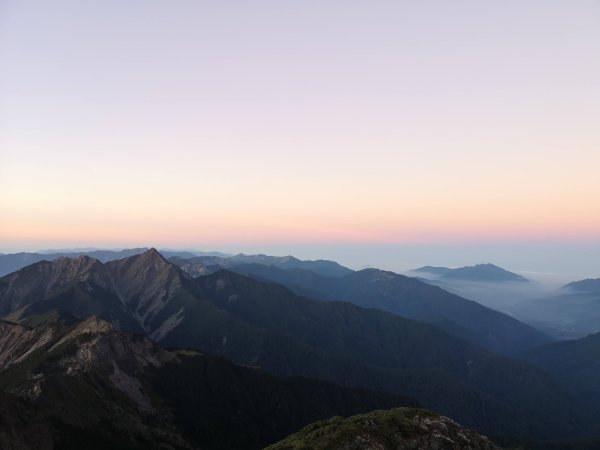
[{"x1": 266, "y1": 408, "x2": 501, "y2": 450}]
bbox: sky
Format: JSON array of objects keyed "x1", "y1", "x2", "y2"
[{"x1": 1, "y1": 1, "x2": 599, "y2": 275}]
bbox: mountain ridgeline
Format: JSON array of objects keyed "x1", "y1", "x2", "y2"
[
  {"x1": 413, "y1": 263, "x2": 529, "y2": 282},
  {"x1": 0, "y1": 249, "x2": 595, "y2": 443},
  {"x1": 0, "y1": 248, "x2": 151, "y2": 277},
  {"x1": 0, "y1": 314, "x2": 417, "y2": 449},
  {"x1": 169, "y1": 253, "x2": 353, "y2": 278},
  {"x1": 169, "y1": 257, "x2": 550, "y2": 356},
  {"x1": 0, "y1": 249, "x2": 351, "y2": 278}
]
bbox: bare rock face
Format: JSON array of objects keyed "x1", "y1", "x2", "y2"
[
  {"x1": 266, "y1": 408, "x2": 501, "y2": 450},
  {"x1": 0, "y1": 320, "x2": 48, "y2": 369},
  {"x1": 0, "y1": 316, "x2": 162, "y2": 404},
  {"x1": 0, "y1": 315, "x2": 195, "y2": 449},
  {"x1": 105, "y1": 249, "x2": 188, "y2": 329},
  {"x1": 0, "y1": 249, "x2": 195, "y2": 336}
]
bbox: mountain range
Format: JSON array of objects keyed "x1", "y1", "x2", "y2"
[
  {"x1": 169, "y1": 253, "x2": 353, "y2": 278},
  {"x1": 0, "y1": 249, "x2": 351, "y2": 279},
  {"x1": 169, "y1": 257, "x2": 550, "y2": 356},
  {"x1": 0, "y1": 248, "x2": 231, "y2": 277},
  {"x1": 0, "y1": 249, "x2": 596, "y2": 442},
  {"x1": 413, "y1": 263, "x2": 529, "y2": 282}
]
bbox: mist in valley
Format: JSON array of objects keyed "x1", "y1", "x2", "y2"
[{"x1": 405, "y1": 267, "x2": 600, "y2": 340}]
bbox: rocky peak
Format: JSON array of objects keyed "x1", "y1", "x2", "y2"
[
  {"x1": 106, "y1": 249, "x2": 189, "y2": 329},
  {"x1": 49, "y1": 316, "x2": 161, "y2": 377},
  {"x1": 130, "y1": 248, "x2": 170, "y2": 267},
  {"x1": 137, "y1": 247, "x2": 167, "y2": 262},
  {"x1": 106, "y1": 248, "x2": 178, "y2": 286},
  {"x1": 49, "y1": 316, "x2": 113, "y2": 350}
]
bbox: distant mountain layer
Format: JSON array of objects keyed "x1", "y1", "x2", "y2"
[
  {"x1": 0, "y1": 314, "x2": 416, "y2": 449},
  {"x1": 0, "y1": 250, "x2": 592, "y2": 440},
  {"x1": 413, "y1": 263, "x2": 528, "y2": 282},
  {"x1": 0, "y1": 248, "x2": 148, "y2": 276},
  {"x1": 0, "y1": 249, "x2": 352, "y2": 278},
  {"x1": 171, "y1": 254, "x2": 353, "y2": 278},
  {"x1": 266, "y1": 408, "x2": 501, "y2": 450},
  {"x1": 563, "y1": 278, "x2": 600, "y2": 294},
  {"x1": 172, "y1": 260, "x2": 551, "y2": 357},
  {"x1": 512, "y1": 278, "x2": 600, "y2": 339}
]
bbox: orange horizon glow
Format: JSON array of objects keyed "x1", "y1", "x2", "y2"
[{"x1": 1, "y1": 2, "x2": 599, "y2": 252}]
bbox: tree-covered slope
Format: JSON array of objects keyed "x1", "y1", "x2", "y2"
[
  {"x1": 0, "y1": 314, "x2": 417, "y2": 449},
  {"x1": 524, "y1": 332, "x2": 600, "y2": 407},
  {"x1": 181, "y1": 260, "x2": 550, "y2": 356}
]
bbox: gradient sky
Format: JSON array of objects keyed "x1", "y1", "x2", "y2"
[{"x1": 1, "y1": 1, "x2": 599, "y2": 272}]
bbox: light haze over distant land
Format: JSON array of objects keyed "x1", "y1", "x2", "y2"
[{"x1": 1, "y1": 1, "x2": 599, "y2": 278}]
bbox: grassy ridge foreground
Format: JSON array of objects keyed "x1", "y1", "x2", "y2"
[{"x1": 266, "y1": 407, "x2": 500, "y2": 450}]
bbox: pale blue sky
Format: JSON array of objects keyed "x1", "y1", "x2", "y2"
[{"x1": 1, "y1": 1, "x2": 599, "y2": 275}]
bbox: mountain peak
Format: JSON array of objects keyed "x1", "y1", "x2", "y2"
[
  {"x1": 139, "y1": 247, "x2": 165, "y2": 260},
  {"x1": 414, "y1": 263, "x2": 527, "y2": 282},
  {"x1": 118, "y1": 248, "x2": 172, "y2": 271}
]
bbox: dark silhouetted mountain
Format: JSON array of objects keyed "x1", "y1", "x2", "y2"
[
  {"x1": 169, "y1": 254, "x2": 353, "y2": 278},
  {"x1": 0, "y1": 251, "x2": 594, "y2": 441},
  {"x1": 266, "y1": 407, "x2": 501, "y2": 450},
  {"x1": 413, "y1": 263, "x2": 528, "y2": 282},
  {"x1": 0, "y1": 254, "x2": 144, "y2": 333},
  {"x1": 181, "y1": 261, "x2": 551, "y2": 357},
  {"x1": 326, "y1": 269, "x2": 545, "y2": 354},
  {"x1": 0, "y1": 313, "x2": 417, "y2": 449},
  {"x1": 229, "y1": 254, "x2": 353, "y2": 278},
  {"x1": 512, "y1": 279, "x2": 600, "y2": 339},
  {"x1": 524, "y1": 332, "x2": 600, "y2": 414}
]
